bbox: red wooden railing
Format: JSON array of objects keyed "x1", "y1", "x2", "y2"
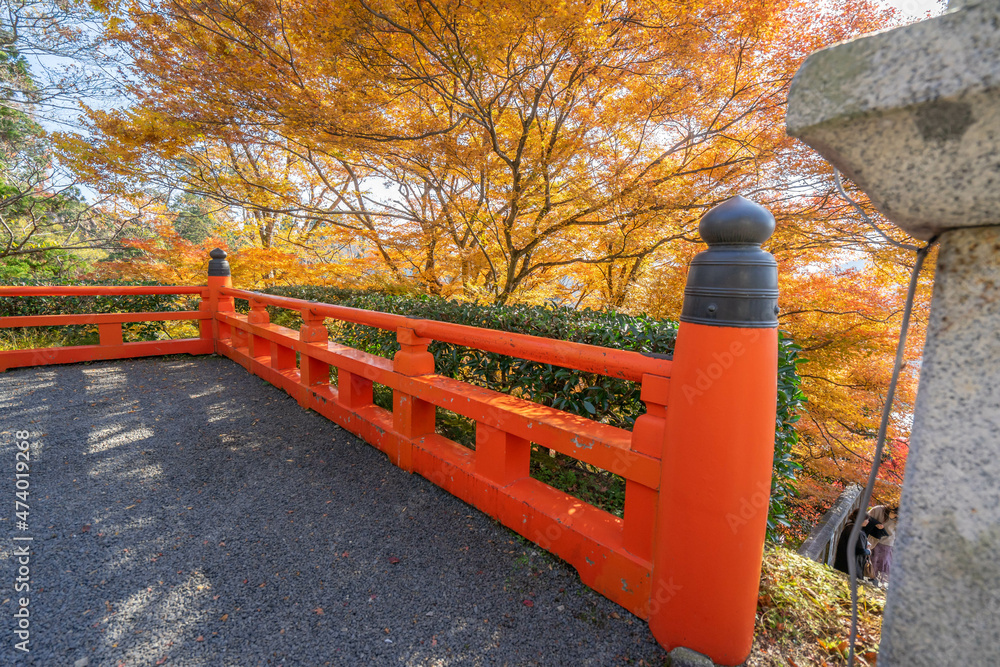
[
  {"x1": 0, "y1": 198, "x2": 780, "y2": 666},
  {"x1": 0, "y1": 285, "x2": 214, "y2": 370},
  {"x1": 213, "y1": 284, "x2": 668, "y2": 613}
]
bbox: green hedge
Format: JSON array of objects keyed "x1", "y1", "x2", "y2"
[
  {"x1": 774, "y1": 335, "x2": 806, "y2": 539},
  {"x1": 259, "y1": 286, "x2": 804, "y2": 541}
]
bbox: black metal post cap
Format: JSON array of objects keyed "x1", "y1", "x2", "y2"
[
  {"x1": 680, "y1": 196, "x2": 779, "y2": 328},
  {"x1": 208, "y1": 247, "x2": 231, "y2": 277},
  {"x1": 699, "y1": 195, "x2": 776, "y2": 246}
]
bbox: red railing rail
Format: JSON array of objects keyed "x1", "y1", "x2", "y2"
[
  {"x1": 0, "y1": 285, "x2": 214, "y2": 370},
  {"x1": 0, "y1": 285, "x2": 206, "y2": 296},
  {"x1": 221, "y1": 287, "x2": 672, "y2": 382}
]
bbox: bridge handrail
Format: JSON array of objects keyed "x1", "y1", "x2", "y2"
[
  {"x1": 0, "y1": 285, "x2": 207, "y2": 296},
  {"x1": 221, "y1": 287, "x2": 671, "y2": 383},
  {"x1": 0, "y1": 284, "x2": 214, "y2": 369},
  {"x1": 797, "y1": 484, "x2": 864, "y2": 566},
  {"x1": 0, "y1": 312, "x2": 209, "y2": 327}
]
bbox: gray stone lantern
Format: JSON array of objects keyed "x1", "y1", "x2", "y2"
[{"x1": 787, "y1": 1, "x2": 1000, "y2": 665}]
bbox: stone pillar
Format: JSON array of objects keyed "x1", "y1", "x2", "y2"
[
  {"x1": 786, "y1": 2, "x2": 1000, "y2": 664},
  {"x1": 880, "y1": 226, "x2": 1000, "y2": 663}
]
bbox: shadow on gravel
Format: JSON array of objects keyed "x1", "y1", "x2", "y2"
[{"x1": 0, "y1": 356, "x2": 668, "y2": 666}]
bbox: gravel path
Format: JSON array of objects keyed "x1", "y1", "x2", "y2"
[{"x1": 0, "y1": 356, "x2": 668, "y2": 666}]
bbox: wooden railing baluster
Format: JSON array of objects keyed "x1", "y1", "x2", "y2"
[
  {"x1": 198, "y1": 288, "x2": 212, "y2": 341},
  {"x1": 336, "y1": 367, "x2": 374, "y2": 409},
  {"x1": 474, "y1": 424, "x2": 530, "y2": 486},
  {"x1": 98, "y1": 321, "x2": 124, "y2": 347},
  {"x1": 271, "y1": 339, "x2": 296, "y2": 372},
  {"x1": 248, "y1": 298, "x2": 270, "y2": 364},
  {"x1": 623, "y1": 373, "x2": 669, "y2": 564},
  {"x1": 297, "y1": 308, "x2": 330, "y2": 408},
  {"x1": 391, "y1": 327, "x2": 435, "y2": 471}
]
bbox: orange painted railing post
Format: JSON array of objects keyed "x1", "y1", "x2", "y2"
[
  {"x1": 206, "y1": 248, "x2": 234, "y2": 349},
  {"x1": 247, "y1": 298, "x2": 270, "y2": 363},
  {"x1": 391, "y1": 327, "x2": 435, "y2": 471},
  {"x1": 475, "y1": 424, "x2": 530, "y2": 487},
  {"x1": 198, "y1": 288, "x2": 212, "y2": 341},
  {"x1": 649, "y1": 196, "x2": 779, "y2": 665},
  {"x1": 336, "y1": 365, "x2": 373, "y2": 410},
  {"x1": 265, "y1": 296, "x2": 295, "y2": 372},
  {"x1": 622, "y1": 373, "x2": 670, "y2": 563},
  {"x1": 271, "y1": 339, "x2": 297, "y2": 372},
  {"x1": 298, "y1": 309, "x2": 330, "y2": 406},
  {"x1": 98, "y1": 322, "x2": 124, "y2": 347}
]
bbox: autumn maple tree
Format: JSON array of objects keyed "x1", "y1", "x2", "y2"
[
  {"x1": 61, "y1": 0, "x2": 924, "y2": 538},
  {"x1": 70, "y1": 0, "x2": 886, "y2": 294}
]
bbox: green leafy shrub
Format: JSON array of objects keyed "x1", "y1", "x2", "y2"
[
  {"x1": 258, "y1": 286, "x2": 674, "y2": 426},
  {"x1": 772, "y1": 333, "x2": 806, "y2": 541}
]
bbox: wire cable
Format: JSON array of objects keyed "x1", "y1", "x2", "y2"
[
  {"x1": 833, "y1": 169, "x2": 920, "y2": 252},
  {"x1": 846, "y1": 239, "x2": 935, "y2": 665}
]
